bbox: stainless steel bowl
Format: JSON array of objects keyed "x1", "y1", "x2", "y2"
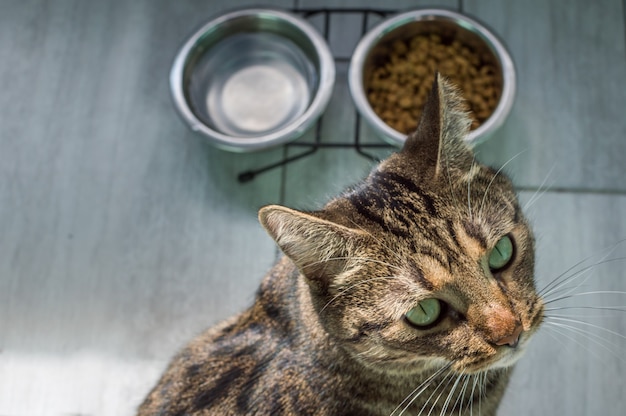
[
  {"x1": 349, "y1": 9, "x2": 516, "y2": 147},
  {"x1": 170, "y1": 9, "x2": 335, "y2": 152}
]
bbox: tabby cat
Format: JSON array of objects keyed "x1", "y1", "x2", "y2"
[{"x1": 138, "y1": 74, "x2": 544, "y2": 415}]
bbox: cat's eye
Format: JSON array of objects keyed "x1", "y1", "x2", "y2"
[
  {"x1": 405, "y1": 298, "x2": 442, "y2": 328},
  {"x1": 488, "y1": 235, "x2": 514, "y2": 271}
]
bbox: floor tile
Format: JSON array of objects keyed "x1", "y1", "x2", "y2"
[
  {"x1": 297, "y1": 0, "x2": 458, "y2": 11},
  {"x1": 281, "y1": 61, "x2": 394, "y2": 206},
  {"x1": 467, "y1": 0, "x2": 626, "y2": 192},
  {"x1": 0, "y1": 1, "x2": 290, "y2": 414},
  {"x1": 2, "y1": 0, "x2": 625, "y2": 415},
  {"x1": 502, "y1": 191, "x2": 626, "y2": 415}
]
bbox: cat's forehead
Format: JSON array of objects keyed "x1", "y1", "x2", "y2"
[
  {"x1": 329, "y1": 164, "x2": 528, "y2": 287},
  {"x1": 345, "y1": 162, "x2": 518, "y2": 224}
]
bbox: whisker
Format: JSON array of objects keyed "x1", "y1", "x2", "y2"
[
  {"x1": 545, "y1": 315, "x2": 626, "y2": 342},
  {"x1": 477, "y1": 371, "x2": 487, "y2": 415},
  {"x1": 445, "y1": 157, "x2": 460, "y2": 211},
  {"x1": 391, "y1": 362, "x2": 453, "y2": 416},
  {"x1": 454, "y1": 374, "x2": 472, "y2": 416},
  {"x1": 538, "y1": 253, "x2": 599, "y2": 298},
  {"x1": 478, "y1": 150, "x2": 525, "y2": 219},
  {"x1": 522, "y1": 164, "x2": 555, "y2": 212},
  {"x1": 544, "y1": 290, "x2": 626, "y2": 306},
  {"x1": 469, "y1": 373, "x2": 480, "y2": 416},
  {"x1": 545, "y1": 305, "x2": 626, "y2": 314},
  {"x1": 417, "y1": 372, "x2": 455, "y2": 416},
  {"x1": 538, "y1": 239, "x2": 626, "y2": 298},
  {"x1": 543, "y1": 320, "x2": 626, "y2": 364},
  {"x1": 418, "y1": 371, "x2": 455, "y2": 416},
  {"x1": 540, "y1": 256, "x2": 626, "y2": 301},
  {"x1": 543, "y1": 323, "x2": 607, "y2": 363},
  {"x1": 440, "y1": 372, "x2": 464, "y2": 416},
  {"x1": 467, "y1": 157, "x2": 476, "y2": 220},
  {"x1": 541, "y1": 282, "x2": 595, "y2": 303},
  {"x1": 544, "y1": 320, "x2": 625, "y2": 364},
  {"x1": 542, "y1": 325, "x2": 571, "y2": 351}
]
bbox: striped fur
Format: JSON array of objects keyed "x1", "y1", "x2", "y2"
[{"x1": 138, "y1": 75, "x2": 543, "y2": 415}]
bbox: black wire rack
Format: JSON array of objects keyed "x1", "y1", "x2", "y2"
[{"x1": 237, "y1": 8, "x2": 397, "y2": 183}]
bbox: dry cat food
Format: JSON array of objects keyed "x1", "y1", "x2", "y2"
[{"x1": 366, "y1": 34, "x2": 500, "y2": 133}]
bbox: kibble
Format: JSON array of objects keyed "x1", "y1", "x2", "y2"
[{"x1": 366, "y1": 34, "x2": 500, "y2": 134}]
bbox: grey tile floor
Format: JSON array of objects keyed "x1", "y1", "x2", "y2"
[{"x1": 1, "y1": 0, "x2": 625, "y2": 414}]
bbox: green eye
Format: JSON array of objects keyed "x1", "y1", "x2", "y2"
[
  {"x1": 488, "y1": 235, "x2": 514, "y2": 271},
  {"x1": 405, "y1": 298, "x2": 442, "y2": 327}
]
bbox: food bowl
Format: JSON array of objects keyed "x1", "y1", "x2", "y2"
[
  {"x1": 348, "y1": 9, "x2": 515, "y2": 147},
  {"x1": 170, "y1": 8, "x2": 335, "y2": 152}
]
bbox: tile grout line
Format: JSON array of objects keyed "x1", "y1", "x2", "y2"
[
  {"x1": 515, "y1": 186, "x2": 626, "y2": 197},
  {"x1": 277, "y1": 0, "x2": 296, "y2": 262},
  {"x1": 622, "y1": 0, "x2": 626, "y2": 63},
  {"x1": 276, "y1": 2, "x2": 626, "y2": 202},
  {"x1": 274, "y1": 145, "x2": 289, "y2": 262}
]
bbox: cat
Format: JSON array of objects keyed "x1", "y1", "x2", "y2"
[{"x1": 137, "y1": 74, "x2": 544, "y2": 416}]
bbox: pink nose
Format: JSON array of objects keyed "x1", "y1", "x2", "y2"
[{"x1": 493, "y1": 324, "x2": 523, "y2": 348}]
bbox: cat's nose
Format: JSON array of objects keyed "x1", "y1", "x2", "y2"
[
  {"x1": 493, "y1": 323, "x2": 523, "y2": 348},
  {"x1": 481, "y1": 303, "x2": 523, "y2": 348}
]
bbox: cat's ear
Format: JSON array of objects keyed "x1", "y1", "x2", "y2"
[
  {"x1": 401, "y1": 73, "x2": 473, "y2": 177},
  {"x1": 259, "y1": 205, "x2": 364, "y2": 288}
]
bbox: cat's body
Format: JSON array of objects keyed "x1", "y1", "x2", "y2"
[
  {"x1": 139, "y1": 257, "x2": 510, "y2": 415},
  {"x1": 138, "y1": 75, "x2": 544, "y2": 415}
]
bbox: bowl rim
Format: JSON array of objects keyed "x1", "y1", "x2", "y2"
[
  {"x1": 348, "y1": 8, "x2": 516, "y2": 148},
  {"x1": 170, "y1": 8, "x2": 336, "y2": 152}
]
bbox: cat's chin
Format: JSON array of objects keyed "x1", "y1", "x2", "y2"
[
  {"x1": 458, "y1": 342, "x2": 529, "y2": 374},
  {"x1": 352, "y1": 331, "x2": 535, "y2": 377},
  {"x1": 485, "y1": 329, "x2": 537, "y2": 370},
  {"x1": 352, "y1": 344, "x2": 526, "y2": 377},
  {"x1": 488, "y1": 345, "x2": 527, "y2": 370}
]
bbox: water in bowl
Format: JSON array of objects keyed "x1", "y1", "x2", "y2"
[{"x1": 188, "y1": 32, "x2": 317, "y2": 137}]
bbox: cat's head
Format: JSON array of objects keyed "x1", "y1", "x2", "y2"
[{"x1": 259, "y1": 74, "x2": 543, "y2": 375}]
